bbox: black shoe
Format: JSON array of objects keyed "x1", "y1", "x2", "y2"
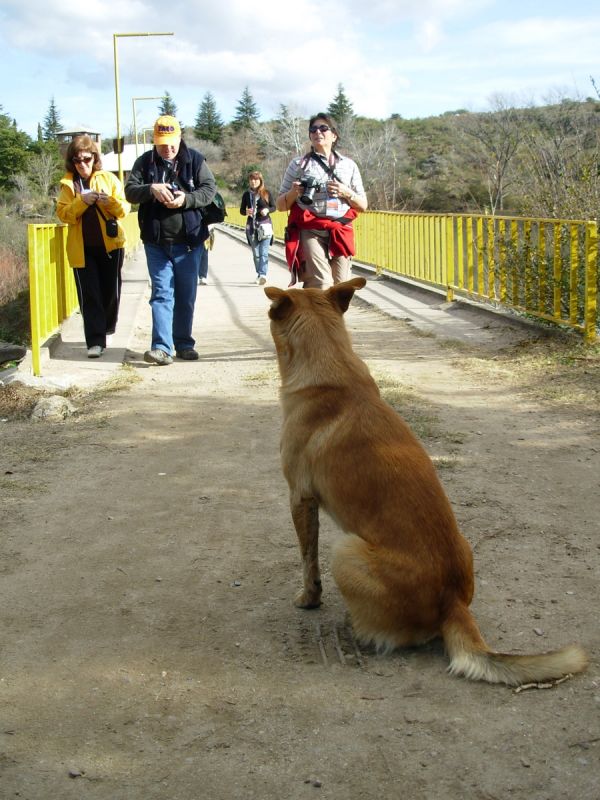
[{"x1": 176, "y1": 349, "x2": 199, "y2": 361}]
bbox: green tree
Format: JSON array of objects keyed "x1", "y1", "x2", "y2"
[
  {"x1": 0, "y1": 108, "x2": 32, "y2": 189},
  {"x1": 327, "y1": 84, "x2": 354, "y2": 124},
  {"x1": 232, "y1": 86, "x2": 260, "y2": 130},
  {"x1": 159, "y1": 91, "x2": 178, "y2": 117},
  {"x1": 194, "y1": 92, "x2": 224, "y2": 143},
  {"x1": 42, "y1": 97, "x2": 63, "y2": 141}
]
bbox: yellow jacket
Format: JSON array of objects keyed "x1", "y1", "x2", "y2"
[{"x1": 56, "y1": 170, "x2": 130, "y2": 268}]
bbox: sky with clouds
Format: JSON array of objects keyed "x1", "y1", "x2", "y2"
[{"x1": 1, "y1": 0, "x2": 598, "y2": 140}]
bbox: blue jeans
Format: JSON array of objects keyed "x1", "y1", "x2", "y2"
[
  {"x1": 144, "y1": 242, "x2": 201, "y2": 354},
  {"x1": 251, "y1": 237, "x2": 270, "y2": 277}
]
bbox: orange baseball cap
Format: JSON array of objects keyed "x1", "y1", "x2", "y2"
[{"x1": 153, "y1": 115, "x2": 181, "y2": 145}]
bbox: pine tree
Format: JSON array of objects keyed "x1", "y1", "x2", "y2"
[
  {"x1": 159, "y1": 92, "x2": 178, "y2": 117},
  {"x1": 37, "y1": 123, "x2": 43, "y2": 143},
  {"x1": 194, "y1": 92, "x2": 224, "y2": 143},
  {"x1": 42, "y1": 97, "x2": 63, "y2": 141},
  {"x1": 327, "y1": 84, "x2": 354, "y2": 124},
  {"x1": 232, "y1": 86, "x2": 260, "y2": 130}
]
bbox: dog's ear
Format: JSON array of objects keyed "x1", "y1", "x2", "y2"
[
  {"x1": 264, "y1": 286, "x2": 294, "y2": 320},
  {"x1": 327, "y1": 277, "x2": 367, "y2": 314}
]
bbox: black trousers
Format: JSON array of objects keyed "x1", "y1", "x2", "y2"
[{"x1": 73, "y1": 247, "x2": 124, "y2": 348}]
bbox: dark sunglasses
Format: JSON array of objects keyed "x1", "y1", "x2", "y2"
[
  {"x1": 309, "y1": 124, "x2": 331, "y2": 134},
  {"x1": 73, "y1": 155, "x2": 93, "y2": 165}
]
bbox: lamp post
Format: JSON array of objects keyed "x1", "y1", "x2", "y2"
[
  {"x1": 132, "y1": 96, "x2": 165, "y2": 157},
  {"x1": 113, "y1": 32, "x2": 174, "y2": 182}
]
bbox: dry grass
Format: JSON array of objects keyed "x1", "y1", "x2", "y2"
[
  {"x1": 371, "y1": 369, "x2": 442, "y2": 441},
  {"x1": 0, "y1": 382, "x2": 50, "y2": 419},
  {"x1": 0, "y1": 364, "x2": 141, "y2": 423},
  {"x1": 462, "y1": 337, "x2": 600, "y2": 411},
  {"x1": 243, "y1": 366, "x2": 279, "y2": 385}
]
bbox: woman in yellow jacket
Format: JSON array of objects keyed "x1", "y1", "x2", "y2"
[{"x1": 56, "y1": 135, "x2": 130, "y2": 358}]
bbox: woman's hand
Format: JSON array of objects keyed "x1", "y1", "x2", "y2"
[
  {"x1": 96, "y1": 192, "x2": 110, "y2": 207},
  {"x1": 276, "y1": 182, "x2": 303, "y2": 212},
  {"x1": 327, "y1": 179, "x2": 352, "y2": 201},
  {"x1": 80, "y1": 191, "x2": 99, "y2": 206}
]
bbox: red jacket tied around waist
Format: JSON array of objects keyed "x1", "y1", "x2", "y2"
[{"x1": 284, "y1": 204, "x2": 358, "y2": 285}]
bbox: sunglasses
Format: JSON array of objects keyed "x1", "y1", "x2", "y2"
[
  {"x1": 73, "y1": 156, "x2": 93, "y2": 165},
  {"x1": 309, "y1": 124, "x2": 331, "y2": 134}
]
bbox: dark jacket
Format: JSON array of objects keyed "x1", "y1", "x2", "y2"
[
  {"x1": 125, "y1": 141, "x2": 216, "y2": 247},
  {"x1": 240, "y1": 189, "x2": 275, "y2": 220},
  {"x1": 240, "y1": 189, "x2": 275, "y2": 245}
]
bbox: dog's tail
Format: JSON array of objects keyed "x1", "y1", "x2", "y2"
[{"x1": 441, "y1": 601, "x2": 588, "y2": 686}]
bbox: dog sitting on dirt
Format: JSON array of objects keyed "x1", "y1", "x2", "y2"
[{"x1": 264, "y1": 277, "x2": 588, "y2": 686}]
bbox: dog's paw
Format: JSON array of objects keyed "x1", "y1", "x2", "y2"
[{"x1": 294, "y1": 589, "x2": 322, "y2": 609}]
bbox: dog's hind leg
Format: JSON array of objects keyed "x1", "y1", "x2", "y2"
[
  {"x1": 331, "y1": 535, "x2": 439, "y2": 652},
  {"x1": 291, "y1": 496, "x2": 322, "y2": 608}
]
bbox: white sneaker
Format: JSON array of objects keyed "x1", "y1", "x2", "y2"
[
  {"x1": 198, "y1": 277, "x2": 208, "y2": 285},
  {"x1": 258, "y1": 276, "x2": 267, "y2": 285},
  {"x1": 87, "y1": 345, "x2": 103, "y2": 358}
]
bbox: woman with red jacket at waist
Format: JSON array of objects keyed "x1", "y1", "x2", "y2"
[{"x1": 276, "y1": 113, "x2": 367, "y2": 287}]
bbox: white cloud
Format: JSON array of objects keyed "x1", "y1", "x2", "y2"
[{"x1": 1, "y1": 0, "x2": 599, "y2": 136}]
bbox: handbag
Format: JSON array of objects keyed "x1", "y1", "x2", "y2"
[
  {"x1": 96, "y1": 204, "x2": 119, "y2": 238},
  {"x1": 255, "y1": 223, "x2": 272, "y2": 242}
]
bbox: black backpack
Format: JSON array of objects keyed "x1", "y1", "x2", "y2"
[{"x1": 202, "y1": 191, "x2": 227, "y2": 225}]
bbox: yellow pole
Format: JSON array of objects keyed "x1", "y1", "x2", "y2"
[
  {"x1": 113, "y1": 34, "x2": 121, "y2": 183},
  {"x1": 584, "y1": 221, "x2": 598, "y2": 343},
  {"x1": 113, "y1": 32, "x2": 174, "y2": 183}
]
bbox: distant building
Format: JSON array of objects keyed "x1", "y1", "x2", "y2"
[
  {"x1": 101, "y1": 143, "x2": 153, "y2": 178},
  {"x1": 56, "y1": 126, "x2": 102, "y2": 154}
]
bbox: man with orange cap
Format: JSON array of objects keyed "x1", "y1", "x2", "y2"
[{"x1": 125, "y1": 115, "x2": 216, "y2": 365}]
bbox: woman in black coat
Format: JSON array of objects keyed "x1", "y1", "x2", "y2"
[{"x1": 240, "y1": 171, "x2": 275, "y2": 285}]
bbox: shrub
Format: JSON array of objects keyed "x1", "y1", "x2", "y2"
[{"x1": 0, "y1": 209, "x2": 28, "y2": 305}]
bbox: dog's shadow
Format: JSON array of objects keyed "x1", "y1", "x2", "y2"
[{"x1": 285, "y1": 607, "x2": 446, "y2": 672}]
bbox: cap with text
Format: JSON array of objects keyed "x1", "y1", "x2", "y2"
[{"x1": 153, "y1": 115, "x2": 181, "y2": 145}]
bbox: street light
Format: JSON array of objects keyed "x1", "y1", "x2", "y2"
[
  {"x1": 113, "y1": 32, "x2": 174, "y2": 182},
  {"x1": 132, "y1": 96, "x2": 165, "y2": 157}
]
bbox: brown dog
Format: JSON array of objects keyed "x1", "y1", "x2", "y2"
[{"x1": 265, "y1": 277, "x2": 588, "y2": 686}]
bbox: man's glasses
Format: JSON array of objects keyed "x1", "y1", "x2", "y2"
[
  {"x1": 309, "y1": 124, "x2": 331, "y2": 134},
  {"x1": 73, "y1": 156, "x2": 93, "y2": 165}
]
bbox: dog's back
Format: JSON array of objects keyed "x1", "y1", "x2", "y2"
[{"x1": 265, "y1": 279, "x2": 587, "y2": 685}]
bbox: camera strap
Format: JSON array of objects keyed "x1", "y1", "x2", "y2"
[
  {"x1": 95, "y1": 204, "x2": 115, "y2": 224},
  {"x1": 309, "y1": 151, "x2": 340, "y2": 182}
]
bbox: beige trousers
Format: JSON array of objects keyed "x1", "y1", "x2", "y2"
[{"x1": 299, "y1": 229, "x2": 351, "y2": 289}]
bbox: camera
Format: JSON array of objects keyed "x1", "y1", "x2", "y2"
[
  {"x1": 105, "y1": 218, "x2": 119, "y2": 238},
  {"x1": 298, "y1": 175, "x2": 323, "y2": 205}
]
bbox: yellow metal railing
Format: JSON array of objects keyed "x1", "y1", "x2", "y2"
[
  {"x1": 444, "y1": 214, "x2": 598, "y2": 342},
  {"x1": 28, "y1": 213, "x2": 141, "y2": 376},
  {"x1": 226, "y1": 207, "x2": 598, "y2": 342}
]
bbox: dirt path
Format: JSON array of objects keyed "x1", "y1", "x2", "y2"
[{"x1": 1, "y1": 237, "x2": 599, "y2": 799}]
